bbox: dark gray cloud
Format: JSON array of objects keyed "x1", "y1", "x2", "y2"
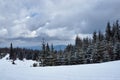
[{"x1": 0, "y1": 0, "x2": 120, "y2": 47}]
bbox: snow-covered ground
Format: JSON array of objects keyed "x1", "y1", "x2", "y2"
[{"x1": 0, "y1": 55, "x2": 120, "y2": 80}]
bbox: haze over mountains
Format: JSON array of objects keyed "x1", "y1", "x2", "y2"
[{"x1": 24, "y1": 45, "x2": 66, "y2": 50}]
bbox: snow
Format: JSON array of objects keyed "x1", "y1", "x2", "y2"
[{"x1": 0, "y1": 54, "x2": 120, "y2": 80}]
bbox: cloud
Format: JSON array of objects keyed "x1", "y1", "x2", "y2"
[
  {"x1": 0, "y1": 28, "x2": 8, "y2": 37},
  {"x1": 0, "y1": 0, "x2": 120, "y2": 47}
]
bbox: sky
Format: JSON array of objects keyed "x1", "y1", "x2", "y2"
[{"x1": 0, "y1": 0, "x2": 120, "y2": 47}]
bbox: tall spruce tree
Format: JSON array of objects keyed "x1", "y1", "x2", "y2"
[
  {"x1": 98, "y1": 30, "x2": 104, "y2": 42},
  {"x1": 114, "y1": 20, "x2": 120, "y2": 42},
  {"x1": 51, "y1": 44, "x2": 54, "y2": 53},
  {"x1": 42, "y1": 39, "x2": 46, "y2": 57},
  {"x1": 93, "y1": 31, "x2": 97, "y2": 43},
  {"x1": 46, "y1": 43, "x2": 50, "y2": 52},
  {"x1": 10, "y1": 43, "x2": 13, "y2": 59},
  {"x1": 40, "y1": 38, "x2": 46, "y2": 66},
  {"x1": 75, "y1": 35, "x2": 82, "y2": 48},
  {"x1": 9, "y1": 43, "x2": 16, "y2": 64},
  {"x1": 46, "y1": 43, "x2": 50, "y2": 56},
  {"x1": 105, "y1": 22, "x2": 111, "y2": 41}
]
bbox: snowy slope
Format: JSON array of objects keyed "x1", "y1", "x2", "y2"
[{"x1": 0, "y1": 55, "x2": 120, "y2": 80}]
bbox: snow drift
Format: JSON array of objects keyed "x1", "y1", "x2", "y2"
[{"x1": 0, "y1": 54, "x2": 120, "y2": 80}]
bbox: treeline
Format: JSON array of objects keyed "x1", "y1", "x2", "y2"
[
  {"x1": 0, "y1": 48, "x2": 9, "y2": 59},
  {"x1": 0, "y1": 47, "x2": 40, "y2": 61},
  {"x1": 38, "y1": 20, "x2": 120, "y2": 66},
  {"x1": 0, "y1": 20, "x2": 120, "y2": 66}
]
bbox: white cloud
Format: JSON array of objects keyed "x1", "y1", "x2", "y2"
[
  {"x1": 0, "y1": 28, "x2": 8, "y2": 37},
  {"x1": 0, "y1": 0, "x2": 120, "y2": 46},
  {"x1": 24, "y1": 31, "x2": 37, "y2": 38}
]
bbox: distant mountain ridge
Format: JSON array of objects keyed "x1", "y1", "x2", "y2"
[{"x1": 24, "y1": 45, "x2": 66, "y2": 51}]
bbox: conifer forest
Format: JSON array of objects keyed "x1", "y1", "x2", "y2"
[{"x1": 0, "y1": 20, "x2": 120, "y2": 67}]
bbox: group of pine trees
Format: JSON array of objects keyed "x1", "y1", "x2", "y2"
[
  {"x1": 66, "y1": 20, "x2": 120, "y2": 64},
  {"x1": 0, "y1": 20, "x2": 120, "y2": 66}
]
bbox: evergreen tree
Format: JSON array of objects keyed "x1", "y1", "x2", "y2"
[
  {"x1": 114, "y1": 20, "x2": 120, "y2": 42},
  {"x1": 9, "y1": 43, "x2": 16, "y2": 64},
  {"x1": 33, "y1": 53, "x2": 38, "y2": 61},
  {"x1": 98, "y1": 30, "x2": 104, "y2": 42},
  {"x1": 42, "y1": 39, "x2": 46, "y2": 57},
  {"x1": 114, "y1": 42, "x2": 120, "y2": 60},
  {"x1": 9, "y1": 43, "x2": 14, "y2": 60},
  {"x1": 105, "y1": 22, "x2": 111, "y2": 41},
  {"x1": 94, "y1": 41, "x2": 105, "y2": 63},
  {"x1": 75, "y1": 35, "x2": 82, "y2": 48},
  {"x1": 40, "y1": 38, "x2": 46, "y2": 66},
  {"x1": 19, "y1": 52, "x2": 24, "y2": 60},
  {"x1": 103, "y1": 42, "x2": 113, "y2": 62},
  {"x1": 93, "y1": 31, "x2": 97, "y2": 43},
  {"x1": 65, "y1": 44, "x2": 73, "y2": 52},
  {"x1": 46, "y1": 43, "x2": 50, "y2": 54},
  {"x1": 111, "y1": 23, "x2": 116, "y2": 43},
  {"x1": 85, "y1": 45, "x2": 94, "y2": 63},
  {"x1": 51, "y1": 44, "x2": 54, "y2": 53}
]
